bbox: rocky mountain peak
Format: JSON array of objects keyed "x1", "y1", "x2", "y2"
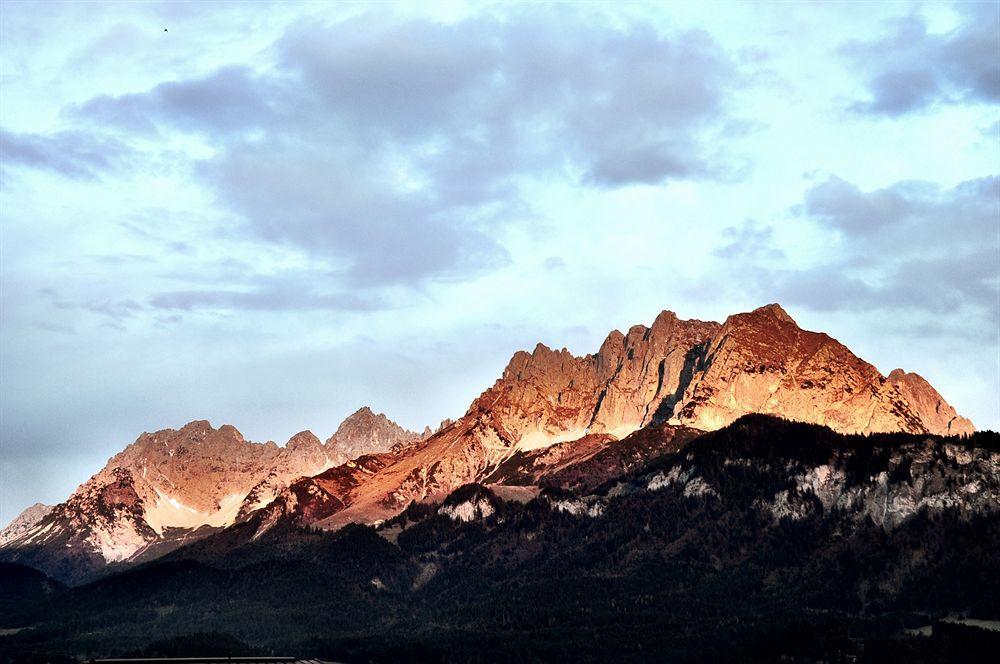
[
  {"x1": 325, "y1": 407, "x2": 421, "y2": 465},
  {"x1": 286, "y1": 430, "x2": 323, "y2": 451},
  {"x1": 0, "y1": 416, "x2": 350, "y2": 571},
  {"x1": 651, "y1": 309, "x2": 679, "y2": 329},
  {"x1": 334, "y1": 406, "x2": 393, "y2": 431},
  {"x1": 887, "y1": 368, "x2": 975, "y2": 435},
  {"x1": 671, "y1": 305, "x2": 970, "y2": 436},
  {"x1": 747, "y1": 302, "x2": 796, "y2": 325},
  {"x1": 467, "y1": 312, "x2": 722, "y2": 446},
  {"x1": 0, "y1": 504, "x2": 54, "y2": 547}
]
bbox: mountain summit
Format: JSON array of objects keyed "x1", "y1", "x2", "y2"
[
  {"x1": 326, "y1": 406, "x2": 424, "y2": 464},
  {"x1": 670, "y1": 304, "x2": 974, "y2": 436},
  {"x1": 254, "y1": 305, "x2": 974, "y2": 530},
  {"x1": 0, "y1": 408, "x2": 419, "y2": 579},
  {"x1": 0, "y1": 304, "x2": 974, "y2": 581}
]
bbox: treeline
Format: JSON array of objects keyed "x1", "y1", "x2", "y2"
[{"x1": 1, "y1": 416, "x2": 998, "y2": 662}]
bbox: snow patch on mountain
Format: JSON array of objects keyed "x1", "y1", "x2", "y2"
[
  {"x1": 90, "y1": 519, "x2": 151, "y2": 563},
  {"x1": 517, "y1": 427, "x2": 591, "y2": 451},
  {"x1": 144, "y1": 489, "x2": 245, "y2": 534},
  {"x1": 0, "y1": 503, "x2": 53, "y2": 546}
]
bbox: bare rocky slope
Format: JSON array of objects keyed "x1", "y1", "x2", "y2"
[
  {"x1": 0, "y1": 504, "x2": 52, "y2": 548},
  {"x1": 0, "y1": 304, "x2": 976, "y2": 581},
  {"x1": 254, "y1": 304, "x2": 975, "y2": 531},
  {"x1": 670, "y1": 304, "x2": 976, "y2": 435},
  {"x1": 0, "y1": 408, "x2": 419, "y2": 580}
]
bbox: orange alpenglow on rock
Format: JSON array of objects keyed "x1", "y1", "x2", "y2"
[
  {"x1": 0, "y1": 304, "x2": 975, "y2": 578},
  {"x1": 270, "y1": 304, "x2": 974, "y2": 530},
  {"x1": 886, "y1": 368, "x2": 975, "y2": 436},
  {"x1": 668, "y1": 304, "x2": 974, "y2": 436}
]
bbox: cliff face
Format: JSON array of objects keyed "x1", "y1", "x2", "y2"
[
  {"x1": 669, "y1": 305, "x2": 972, "y2": 436},
  {"x1": 265, "y1": 305, "x2": 974, "y2": 528},
  {"x1": 1, "y1": 304, "x2": 977, "y2": 580},
  {"x1": 887, "y1": 369, "x2": 975, "y2": 436},
  {"x1": 640, "y1": 415, "x2": 998, "y2": 530},
  {"x1": 0, "y1": 409, "x2": 417, "y2": 578},
  {"x1": 325, "y1": 406, "x2": 423, "y2": 465},
  {"x1": 482, "y1": 311, "x2": 720, "y2": 447}
]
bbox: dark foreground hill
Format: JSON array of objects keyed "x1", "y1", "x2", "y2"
[{"x1": 1, "y1": 416, "x2": 998, "y2": 663}]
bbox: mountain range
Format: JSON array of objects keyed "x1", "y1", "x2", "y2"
[
  {"x1": 0, "y1": 304, "x2": 978, "y2": 585},
  {"x1": 2, "y1": 414, "x2": 997, "y2": 661}
]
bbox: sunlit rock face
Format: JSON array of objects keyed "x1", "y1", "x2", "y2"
[
  {"x1": 1, "y1": 303, "x2": 976, "y2": 581},
  {"x1": 264, "y1": 304, "x2": 975, "y2": 529},
  {"x1": 325, "y1": 406, "x2": 424, "y2": 465},
  {"x1": 669, "y1": 304, "x2": 973, "y2": 436},
  {"x1": 479, "y1": 310, "x2": 721, "y2": 447},
  {"x1": 887, "y1": 369, "x2": 975, "y2": 436},
  {"x1": 0, "y1": 409, "x2": 417, "y2": 578}
]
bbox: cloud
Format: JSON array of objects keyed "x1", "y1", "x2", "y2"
[
  {"x1": 713, "y1": 220, "x2": 784, "y2": 261},
  {"x1": 148, "y1": 284, "x2": 382, "y2": 313},
  {"x1": 39, "y1": 288, "x2": 145, "y2": 323},
  {"x1": 0, "y1": 128, "x2": 129, "y2": 179},
  {"x1": 733, "y1": 174, "x2": 999, "y2": 337},
  {"x1": 75, "y1": 65, "x2": 284, "y2": 135},
  {"x1": 803, "y1": 174, "x2": 996, "y2": 252},
  {"x1": 201, "y1": 141, "x2": 513, "y2": 287},
  {"x1": 844, "y1": 5, "x2": 1000, "y2": 115},
  {"x1": 68, "y1": 11, "x2": 744, "y2": 290}
]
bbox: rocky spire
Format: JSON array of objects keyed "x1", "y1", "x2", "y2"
[{"x1": 325, "y1": 406, "x2": 421, "y2": 464}]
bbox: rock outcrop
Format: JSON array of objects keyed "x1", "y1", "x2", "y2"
[
  {"x1": 484, "y1": 311, "x2": 720, "y2": 447},
  {"x1": 669, "y1": 305, "x2": 973, "y2": 436},
  {"x1": 887, "y1": 369, "x2": 975, "y2": 436},
  {"x1": 0, "y1": 409, "x2": 416, "y2": 579},
  {"x1": 0, "y1": 504, "x2": 53, "y2": 547},
  {"x1": 325, "y1": 407, "x2": 422, "y2": 465},
  {"x1": 2, "y1": 304, "x2": 977, "y2": 580}
]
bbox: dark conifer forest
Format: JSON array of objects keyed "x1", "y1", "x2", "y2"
[{"x1": 2, "y1": 416, "x2": 998, "y2": 663}]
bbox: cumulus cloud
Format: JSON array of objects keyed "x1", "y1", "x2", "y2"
[
  {"x1": 0, "y1": 128, "x2": 129, "y2": 179},
  {"x1": 732, "y1": 174, "x2": 999, "y2": 335},
  {"x1": 804, "y1": 174, "x2": 996, "y2": 254},
  {"x1": 844, "y1": 4, "x2": 1000, "y2": 115},
  {"x1": 67, "y1": 11, "x2": 743, "y2": 290},
  {"x1": 714, "y1": 220, "x2": 784, "y2": 261}
]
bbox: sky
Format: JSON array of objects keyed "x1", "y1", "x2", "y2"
[{"x1": 0, "y1": 0, "x2": 997, "y2": 525}]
